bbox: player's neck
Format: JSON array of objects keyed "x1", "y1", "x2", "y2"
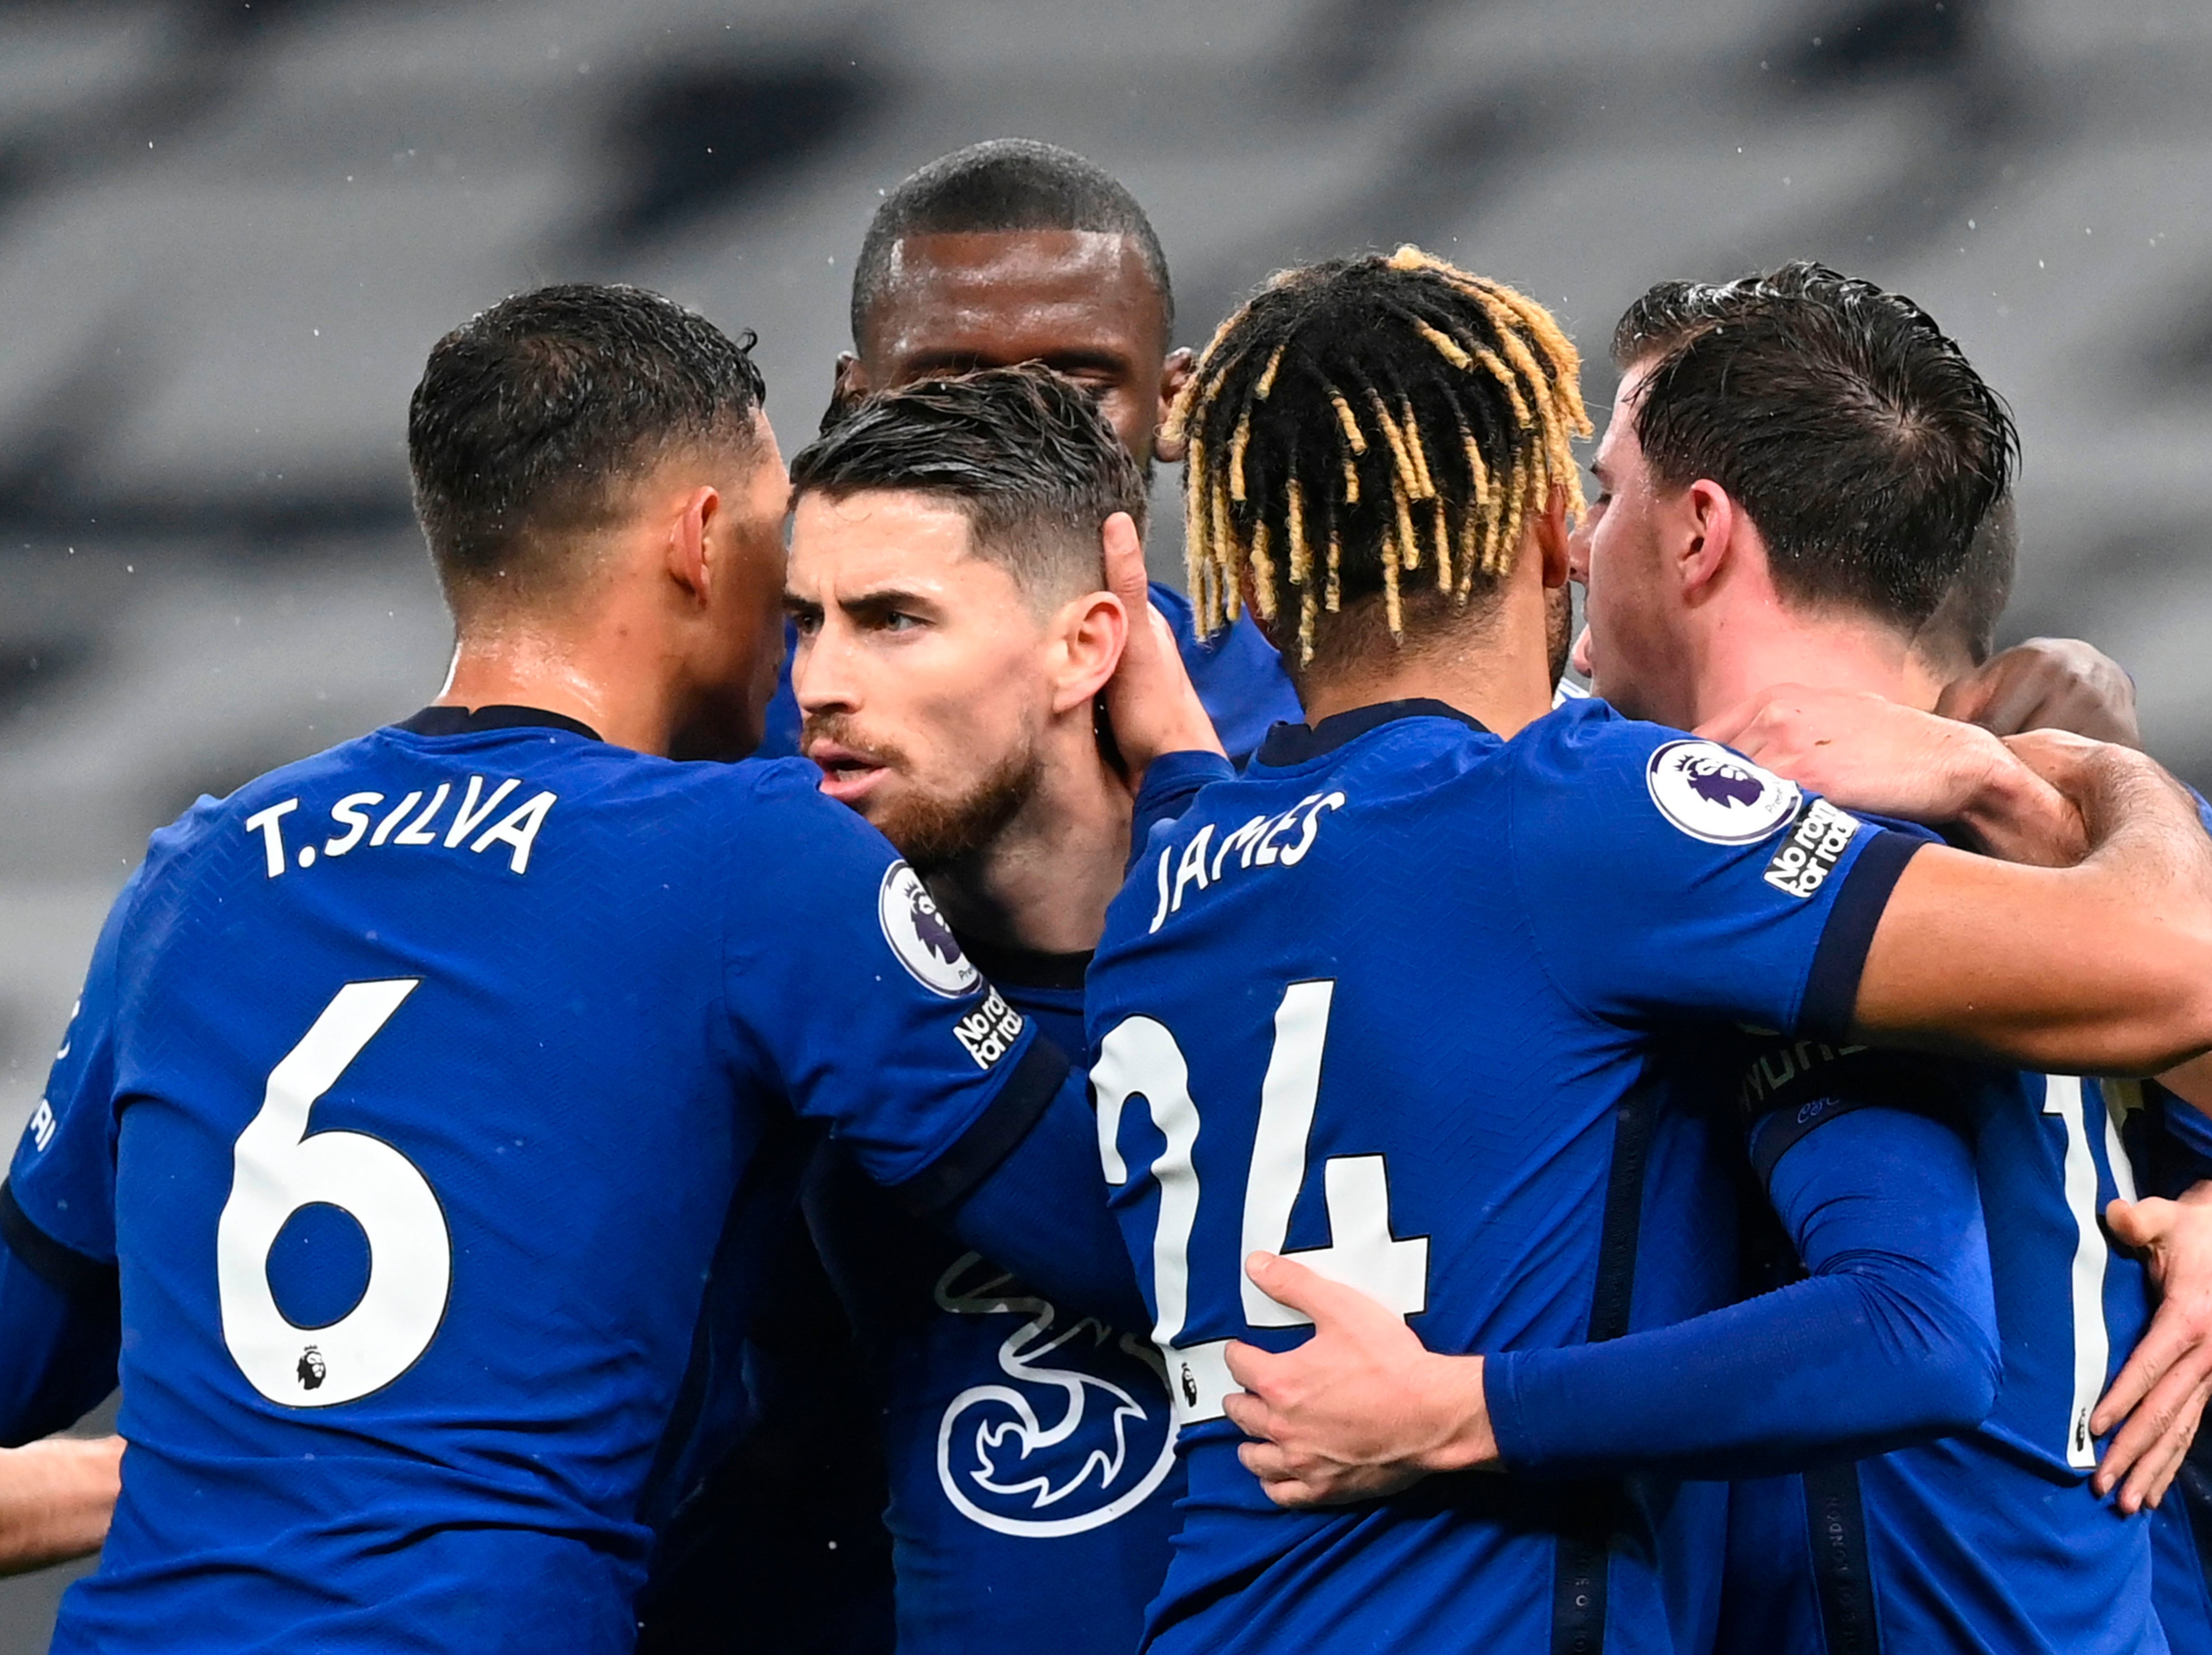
[
  {"x1": 1689, "y1": 606, "x2": 1947, "y2": 726},
  {"x1": 1299, "y1": 602, "x2": 1556, "y2": 739},
  {"x1": 437, "y1": 625, "x2": 689, "y2": 758},
  {"x1": 923, "y1": 726, "x2": 1132, "y2": 957}
]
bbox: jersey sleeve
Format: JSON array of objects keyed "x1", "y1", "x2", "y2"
[
  {"x1": 1487, "y1": 1100, "x2": 1999, "y2": 1480},
  {"x1": 1130, "y1": 751, "x2": 1236, "y2": 873},
  {"x1": 4, "y1": 874, "x2": 138, "y2": 1282},
  {"x1": 720, "y1": 769, "x2": 1071, "y2": 1214},
  {"x1": 1506, "y1": 708, "x2": 1926, "y2": 1038},
  {"x1": 0, "y1": 880, "x2": 132, "y2": 1440}
]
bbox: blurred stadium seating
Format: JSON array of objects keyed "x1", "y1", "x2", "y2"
[{"x1": 2, "y1": 0, "x2": 2207, "y2": 1631}]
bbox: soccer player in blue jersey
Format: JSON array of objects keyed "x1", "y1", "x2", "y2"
[
  {"x1": 750, "y1": 138, "x2": 1300, "y2": 763},
  {"x1": 1080, "y1": 247, "x2": 2212, "y2": 1655},
  {"x1": 645, "y1": 142, "x2": 1297, "y2": 1655},
  {"x1": 1195, "y1": 260, "x2": 2212, "y2": 1654},
  {"x1": 770, "y1": 367, "x2": 1187, "y2": 1655},
  {"x1": 1571, "y1": 266, "x2": 2176, "y2": 1655},
  {"x1": 0, "y1": 284, "x2": 1179, "y2": 1654}
]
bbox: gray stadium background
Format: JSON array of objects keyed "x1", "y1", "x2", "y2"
[{"x1": 0, "y1": 0, "x2": 2206, "y2": 1639}]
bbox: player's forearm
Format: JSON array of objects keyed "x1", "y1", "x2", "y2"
[
  {"x1": 0, "y1": 1436, "x2": 121, "y2": 1577},
  {"x1": 1858, "y1": 746, "x2": 2212, "y2": 1073},
  {"x1": 1129, "y1": 751, "x2": 1236, "y2": 870},
  {"x1": 1487, "y1": 1269, "x2": 1996, "y2": 1481},
  {"x1": 1491, "y1": 1105, "x2": 1997, "y2": 1481}
]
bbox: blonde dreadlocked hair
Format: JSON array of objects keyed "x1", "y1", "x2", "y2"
[{"x1": 1166, "y1": 246, "x2": 1590, "y2": 664}]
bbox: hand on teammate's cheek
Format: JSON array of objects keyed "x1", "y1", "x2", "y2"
[
  {"x1": 1097, "y1": 511, "x2": 1222, "y2": 781},
  {"x1": 1220, "y1": 1253, "x2": 1496, "y2": 1509},
  {"x1": 2092, "y1": 1183, "x2": 2212, "y2": 1510}
]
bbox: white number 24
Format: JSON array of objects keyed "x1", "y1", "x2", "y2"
[
  {"x1": 1092, "y1": 980, "x2": 1428, "y2": 1421},
  {"x1": 216, "y1": 980, "x2": 451, "y2": 1408}
]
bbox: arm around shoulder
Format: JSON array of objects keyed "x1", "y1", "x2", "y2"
[{"x1": 1854, "y1": 738, "x2": 2212, "y2": 1074}]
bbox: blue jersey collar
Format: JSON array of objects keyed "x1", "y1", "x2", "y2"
[
  {"x1": 1253, "y1": 698, "x2": 1490, "y2": 766},
  {"x1": 959, "y1": 932, "x2": 1091, "y2": 991},
  {"x1": 397, "y1": 704, "x2": 603, "y2": 743}
]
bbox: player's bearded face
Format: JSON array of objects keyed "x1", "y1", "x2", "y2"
[
  {"x1": 790, "y1": 491, "x2": 1060, "y2": 872},
  {"x1": 801, "y1": 708, "x2": 1043, "y2": 872}
]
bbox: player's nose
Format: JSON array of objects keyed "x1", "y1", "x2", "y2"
[{"x1": 790, "y1": 623, "x2": 859, "y2": 716}]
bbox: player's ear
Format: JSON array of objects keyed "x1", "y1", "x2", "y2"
[
  {"x1": 831, "y1": 352, "x2": 869, "y2": 413},
  {"x1": 1153, "y1": 348, "x2": 1194, "y2": 464},
  {"x1": 1677, "y1": 479, "x2": 1739, "y2": 602},
  {"x1": 1536, "y1": 484, "x2": 1571, "y2": 589},
  {"x1": 667, "y1": 485, "x2": 719, "y2": 608},
  {"x1": 1051, "y1": 511, "x2": 1140, "y2": 712},
  {"x1": 1050, "y1": 586, "x2": 1130, "y2": 714}
]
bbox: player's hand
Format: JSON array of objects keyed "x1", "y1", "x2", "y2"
[
  {"x1": 1938, "y1": 638, "x2": 2142, "y2": 748},
  {"x1": 1097, "y1": 511, "x2": 1223, "y2": 785},
  {"x1": 1699, "y1": 685, "x2": 2085, "y2": 865},
  {"x1": 2093, "y1": 1185, "x2": 2212, "y2": 1512},
  {"x1": 1220, "y1": 1252, "x2": 1495, "y2": 1509}
]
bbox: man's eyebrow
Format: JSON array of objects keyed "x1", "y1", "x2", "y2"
[
  {"x1": 837, "y1": 585, "x2": 942, "y2": 614},
  {"x1": 899, "y1": 346, "x2": 1130, "y2": 377}
]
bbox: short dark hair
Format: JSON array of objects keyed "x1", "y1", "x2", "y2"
[
  {"x1": 1614, "y1": 262, "x2": 2018, "y2": 632},
  {"x1": 787, "y1": 364, "x2": 1146, "y2": 603},
  {"x1": 408, "y1": 283, "x2": 766, "y2": 607},
  {"x1": 1918, "y1": 493, "x2": 2018, "y2": 669},
  {"x1": 850, "y1": 139, "x2": 1174, "y2": 348}
]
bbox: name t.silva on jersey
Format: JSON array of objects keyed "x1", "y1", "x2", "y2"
[{"x1": 242, "y1": 773, "x2": 558, "y2": 880}]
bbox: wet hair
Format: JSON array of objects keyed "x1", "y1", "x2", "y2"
[
  {"x1": 786, "y1": 364, "x2": 1146, "y2": 603},
  {"x1": 408, "y1": 283, "x2": 765, "y2": 610},
  {"x1": 1168, "y1": 245, "x2": 1590, "y2": 669},
  {"x1": 1614, "y1": 262, "x2": 2018, "y2": 632},
  {"x1": 1917, "y1": 494, "x2": 2018, "y2": 670},
  {"x1": 850, "y1": 139, "x2": 1174, "y2": 347}
]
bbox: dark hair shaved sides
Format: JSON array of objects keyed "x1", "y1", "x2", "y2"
[
  {"x1": 408, "y1": 283, "x2": 766, "y2": 612},
  {"x1": 851, "y1": 139, "x2": 1174, "y2": 346},
  {"x1": 1615, "y1": 262, "x2": 2018, "y2": 632},
  {"x1": 788, "y1": 364, "x2": 1147, "y2": 605}
]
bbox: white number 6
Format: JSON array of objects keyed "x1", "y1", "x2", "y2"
[{"x1": 216, "y1": 979, "x2": 450, "y2": 1407}]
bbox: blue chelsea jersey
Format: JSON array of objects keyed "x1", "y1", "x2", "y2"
[
  {"x1": 1719, "y1": 1047, "x2": 2160, "y2": 1655},
  {"x1": 1086, "y1": 697, "x2": 1920, "y2": 1655},
  {"x1": 807, "y1": 950, "x2": 1181, "y2": 1655},
  {"x1": 2, "y1": 706, "x2": 1063, "y2": 1655},
  {"x1": 754, "y1": 584, "x2": 1302, "y2": 766}
]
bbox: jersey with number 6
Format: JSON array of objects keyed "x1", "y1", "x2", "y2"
[
  {"x1": 1085, "y1": 697, "x2": 1923, "y2": 1655},
  {"x1": 0, "y1": 705, "x2": 1066, "y2": 1655}
]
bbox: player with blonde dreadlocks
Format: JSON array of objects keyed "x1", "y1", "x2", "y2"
[
  {"x1": 1084, "y1": 245, "x2": 2212, "y2": 1655},
  {"x1": 1167, "y1": 245, "x2": 1589, "y2": 679}
]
